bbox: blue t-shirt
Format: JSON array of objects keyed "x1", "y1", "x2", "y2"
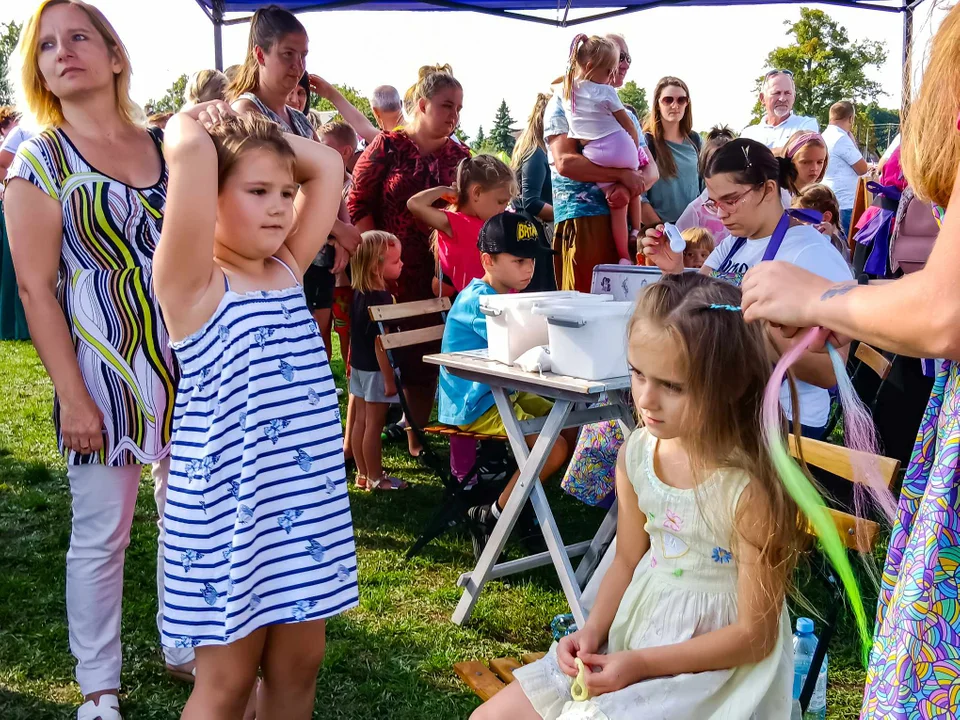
[
  {"x1": 543, "y1": 93, "x2": 646, "y2": 224},
  {"x1": 439, "y1": 279, "x2": 499, "y2": 426}
]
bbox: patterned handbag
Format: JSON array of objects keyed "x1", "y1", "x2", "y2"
[{"x1": 561, "y1": 397, "x2": 625, "y2": 507}]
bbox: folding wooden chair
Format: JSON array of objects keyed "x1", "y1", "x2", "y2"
[
  {"x1": 789, "y1": 435, "x2": 900, "y2": 713},
  {"x1": 369, "y1": 297, "x2": 512, "y2": 559}
]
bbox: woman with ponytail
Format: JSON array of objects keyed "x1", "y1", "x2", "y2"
[
  {"x1": 742, "y1": 5, "x2": 960, "y2": 716},
  {"x1": 642, "y1": 138, "x2": 851, "y2": 437},
  {"x1": 348, "y1": 64, "x2": 469, "y2": 457}
]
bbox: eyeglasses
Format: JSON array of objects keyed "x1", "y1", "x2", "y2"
[
  {"x1": 702, "y1": 186, "x2": 761, "y2": 216},
  {"x1": 661, "y1": 95, "x2": 688, "y2": 107},
  {"x1": 765, "y1": 69, "x2": 794, "y2": 79},
  {"x1": 619, "y1": 52, "x2": 631, "y2": 65}
]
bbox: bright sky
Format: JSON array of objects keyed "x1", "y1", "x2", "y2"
[{"x1": 1, "y1": 0, "x2": 949, "y2": 136}]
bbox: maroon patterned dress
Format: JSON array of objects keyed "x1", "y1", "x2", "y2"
[{"x1": 348, "y1": 131, "x2": 470, "y2": 385}]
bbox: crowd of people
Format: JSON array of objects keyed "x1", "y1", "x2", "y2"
[{"x1": 1, "y1": 0, "x2": 958, "y2": 719}]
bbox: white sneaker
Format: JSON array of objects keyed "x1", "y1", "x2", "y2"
[
  {"x1": 336, "y1": 387, "x2": 344, "y2": 397},
  {"x1": 78, "y1": 694, "x2": 123, "y2": 720}
]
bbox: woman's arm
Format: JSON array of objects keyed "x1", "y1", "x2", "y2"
[
  {"x1": 407, "y1": 186, "x2": 456, "y2": 235},
  {"x1": 5, "y1": 180, "x2": 104, "y2": 453},
  {"x1": 282, "y1": 133, "x2": 346, "y2": 273},
  {"x1": 309, "y1": 75, "x2": 379, "y2": 145},
  {"x1": 742, "y1": 166, "x2": 960, "y2": 358},
  {"x1": 152, "y1": 113, "x2": 220, "y2": 330},
  {"x1": 548, "y1": 134, "x2": 645, "y2": 195},
  {"x1": 518, "y1": 152, "x2": 551, "y2": 220}
]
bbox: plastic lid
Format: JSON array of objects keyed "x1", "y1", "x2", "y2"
[
  {"x1": 796, "y1": 617, "x2": 815, "y2": 634},
  {"x1": 537, "y1": 301, "x2": 634, "y2": 322},
  {"x1": 481, "y1": 291, "x2": 605, "y2": 309}
]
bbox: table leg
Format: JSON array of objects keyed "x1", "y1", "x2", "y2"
[{"x1": 451, "y1": 389, "x2": 573, "y2": 626}]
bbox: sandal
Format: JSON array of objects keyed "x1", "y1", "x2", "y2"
[
  {"x1": 381, "y1": 423, "x2": 406, "y2": 443},
  {"x1": 78, "y1": 694, "x2": 122, "y2": 720},
  {"x1": 356, "y1": 474, "x2": 368, "y2": 490},
  {"x1": 367, "y1": 475, "x2": 409, "y2": 491},
  {"x1": 164, "y1": 661, "x2": 196, "y2": 683}
]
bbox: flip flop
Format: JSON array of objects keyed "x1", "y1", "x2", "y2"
[
  {"x1": 367, "y1": 475, "x2": 409, "y2": 491},
  {"x1": 78, "y1": 694, "x2": 122, "y2": 720}
]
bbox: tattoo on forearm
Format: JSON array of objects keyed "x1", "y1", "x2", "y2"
[{"x1": 820, "y1": 283, "x2": 856, "y2": 301}]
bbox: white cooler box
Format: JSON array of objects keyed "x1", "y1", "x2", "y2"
[
  {"x1": 480, "y1": 291, "x2": 611, "y2": 365},
  {"x1": 535, "y1": 301, "x2": 634, "y2": 380}
]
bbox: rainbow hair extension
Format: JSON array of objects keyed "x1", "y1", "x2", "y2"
[{"x1": 763, "y1": 327, "x2": 871, "y2": 663}]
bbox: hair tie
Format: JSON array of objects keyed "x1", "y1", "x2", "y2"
[
  {"x1": 569, "y1": 33, "x2": 588, "y2": 59},
  {"x1": 785, "y1": 132, "x2": 823, "y2": 159}
]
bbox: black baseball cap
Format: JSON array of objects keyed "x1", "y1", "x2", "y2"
[{"x1": 477, "y1": 212, "x2": 556, "y2": 259}]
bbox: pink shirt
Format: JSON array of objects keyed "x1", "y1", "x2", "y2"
[{"x1": 437, "y1": 210, "x2": 485, "y2": 292}]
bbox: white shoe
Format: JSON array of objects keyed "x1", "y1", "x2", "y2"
[{"x1": 78, "y1": 694, "x2": 123, "y2": 720}]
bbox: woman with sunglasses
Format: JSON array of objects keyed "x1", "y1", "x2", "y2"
[
  {"x1": 642, "y1": 138, "x2": 851, "y2": 438},
  {"x1": 642, "y1": 77, "x2": 701, "y2": 225}
]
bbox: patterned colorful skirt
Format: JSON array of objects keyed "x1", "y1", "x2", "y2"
[{"x1": 862, "y1": 359, "x2": 960, "y2": 719}]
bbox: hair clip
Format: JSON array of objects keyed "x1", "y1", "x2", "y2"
[
  {"x1": 707, "y1": 303, "x2": 742, "y2": 312},
  {"x1": 742, "y1": 145, "x2": 752, "y2": 169}
]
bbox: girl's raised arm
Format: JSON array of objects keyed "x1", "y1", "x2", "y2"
[
  {"x1": 282, "y1": 134, "x2": 345, "y2": 274},
  {"x1": 153, "y1": 112, "x2": 219, "y2": 323},
  {"x1": 406, "y1": 186, "x2": 456, "y2": 236}
]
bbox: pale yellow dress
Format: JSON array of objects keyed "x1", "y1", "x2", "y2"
[{"x1": 513, "y1": 428, "x2": 793, "y2": 719}]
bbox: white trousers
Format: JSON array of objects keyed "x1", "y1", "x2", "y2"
[{"x1": 66, "y1": 458, "x2": 194, "y2": 696}]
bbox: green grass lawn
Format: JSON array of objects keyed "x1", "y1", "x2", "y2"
[{"x1": 0, "y1": 339, "x2": 870, "y2": 719}]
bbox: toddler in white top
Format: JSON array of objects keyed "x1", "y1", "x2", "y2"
[{"x1": 560, "y1": 34, "x2": 648, "y2": 263}]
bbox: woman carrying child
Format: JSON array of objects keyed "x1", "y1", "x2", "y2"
[
  {"x1": 473, "y1": 272, "x2": 796, "y2": 719},
  {"x1": 154, "y1": 104, "x2": 356, "y2": 720}
]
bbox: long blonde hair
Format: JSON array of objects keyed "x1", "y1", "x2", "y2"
[
  {"x1": 901, "y1": 3, "x2": 960, "y2": 208},
  {"x1": 630, "y1": 273, "x2": 804, "y2": 595},
  {"x1": 561, "y1": 34, "x2": 617, "y2": 102},
  {"x1": 351, "y1": 231, "x2": 399, "y2": 293},
  {"x1": 16, "y1": 0, "x2": 141, "y2": 128},
  {"x1": 511, "y1": 93, "x2": 551, "y2": 171},
  {"x1": 187, "y1": 69, "x2": 228, "y2": 105},
  {"x1": 227, "y1": 5, "x2": 306, "y2": 101}
]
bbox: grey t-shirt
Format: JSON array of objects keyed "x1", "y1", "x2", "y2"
[{"x1": 645, "y1": 139, "x2": 701, "y2": 224}]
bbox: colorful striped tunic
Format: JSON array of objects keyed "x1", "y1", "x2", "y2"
[
  {"x1": 161, "y1": 260, "x2": 357, "y2": 647},
  {"x1": 7, "y1": 128, "x2": 176, "y2": 466}
]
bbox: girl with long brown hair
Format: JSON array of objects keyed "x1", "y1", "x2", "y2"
[
  {"x1": 643, "y1": 76, "x2": 702, "y2": 224},
  {"x1": 474, "y1": 272, "x2": 797, "y2": 719},
  {"x1": 741, "y1": 4, "x2": 960, "y2": 714}
]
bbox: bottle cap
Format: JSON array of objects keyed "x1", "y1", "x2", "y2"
[{"x1": 796, "y1": 617, "x2": 815, "y2": 634}]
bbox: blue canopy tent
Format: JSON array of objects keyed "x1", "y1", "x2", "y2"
[{"x1": 194, "y1": 0, "x2": 919, "y2": 103}]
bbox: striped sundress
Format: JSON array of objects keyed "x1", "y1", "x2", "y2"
[
  {"x1": 161, "y1": 259, "x2": 357, "y2": 647},
  {"x1": 7, "y1": 128, "x2": 176, "y2": 466}
]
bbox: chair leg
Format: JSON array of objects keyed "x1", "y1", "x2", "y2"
[
  {"x1": 800, "y1": 560, "x2": 843, "y2": 712},
  {"x1": 406, "y1": 490, "x2": 470, "y2": 559}
]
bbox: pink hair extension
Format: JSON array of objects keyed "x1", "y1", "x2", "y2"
[
  {"x1": 763, "y1": 327, "x2": 871, "y2": 662},
  {"x1": 825, "y1": 344, "x2": 898, "y2": 526}
]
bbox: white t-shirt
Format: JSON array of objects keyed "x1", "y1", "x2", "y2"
[
  {"x1": 740, "y1": 113, "x2": 819, "y2": 149},
  {"x1": 704, "y1": 223, "x2": 852, "y2": 428},
  {"x1": 562, "y1": 80, "x2": 626, "y2": 142},
  {"x1": 0, "y1": 126, "x2": 32, "y2": 157},
  {"x1": 822, "y1": 124, "x2": 865, "y2": 210}
]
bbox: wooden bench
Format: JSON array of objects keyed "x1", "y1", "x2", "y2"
[{"x1": 455, "y1": 652, "x2": 546, "y2": 700}]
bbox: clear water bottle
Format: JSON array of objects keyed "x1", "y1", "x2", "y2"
[{"x1": 793, "y1": 617, "x2": 827, "y2": 720}]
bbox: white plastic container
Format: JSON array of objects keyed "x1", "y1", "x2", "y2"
[
  {"x1": 480, "y1": 291, "x2": 611, "y2": 365},
  {"x1": 536, "y1": 301, "x2": 634, "y2": 380}
]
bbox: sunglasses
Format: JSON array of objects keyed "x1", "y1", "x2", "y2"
[
  {"x1": 619, "y1": 52, "x2": 631, "y2": 65},
  {"x1": 661, "y1": 95, "x2": 688, "y2": 106},
  {"x1": 765, "y1": 69, "x2": 794, "y2": 79}
]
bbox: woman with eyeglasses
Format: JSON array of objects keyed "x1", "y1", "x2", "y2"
[
  {"x1": 642, "y1": 138, "x2": 851, "y2": 437},
  {"x1": 642, "y1": 77, "x2": 702, "y2": 225}
]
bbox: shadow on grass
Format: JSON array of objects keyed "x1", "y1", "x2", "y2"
[{"x1": 0, "y1": 690, "x2": 75, "y2": 720}]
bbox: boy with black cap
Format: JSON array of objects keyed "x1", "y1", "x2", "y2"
[{"x1": 438, "y1": 212, "x2": 575, "y2": 555}]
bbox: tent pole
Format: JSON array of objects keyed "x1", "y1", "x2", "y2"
[
  {"x1": 901, "y1": 3, "x2": 913, "y2": 118},
  {"x1": 213, "y1": 0, "x2": 224, "y2": 70}
]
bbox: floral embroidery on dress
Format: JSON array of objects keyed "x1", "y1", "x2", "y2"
[
  {"x1": 712, "y1": 547, "x2": 733, "y2": 564},
  {"x1": 664, "y1": 509, "x2": 683, "y2": 532}
]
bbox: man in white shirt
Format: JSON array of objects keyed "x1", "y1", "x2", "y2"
[
  {"x1": 822, "y1": 101, "x2": 871, "y2": 236},
  {"x1": 741, "y1": 70, "x2": 819, "y2": 148}
]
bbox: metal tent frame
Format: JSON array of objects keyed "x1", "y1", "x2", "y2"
[{"x1": 194, "y1": 0, "x2": 919, "y2": 85}]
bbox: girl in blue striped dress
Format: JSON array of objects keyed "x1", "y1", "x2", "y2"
[{"x1": 152, "y1": 104, "x2": 357, "y2": 720}]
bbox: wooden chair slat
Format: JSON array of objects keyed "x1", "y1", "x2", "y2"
[
  {"x1": 454, "y1": 661, "x2": 505, "y2": 701},
  {"x1": 855, "y1": 343, "x2": 893, "y2": 381},
  {"x1": 521, "y1": 652, "x2": 546, "y2": 665},
  {"x1": 378, "y1": 325, "x2": 445, "y2": 351},
  {"x1": 489, "y1": 657, "x2": 523, "y2": 684},
  {"x1": 788, "y1": 435, "x2": 900, "y2": 488},
  {"x1": 424, "y1": 424, "x2": 508, "y2": 442},
  {"x1": 822, "y1": 509, "x2": 880, "y2": 553},
  {"x1": 369, "y1": 297, "x2": 451, "y2": 321}
]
